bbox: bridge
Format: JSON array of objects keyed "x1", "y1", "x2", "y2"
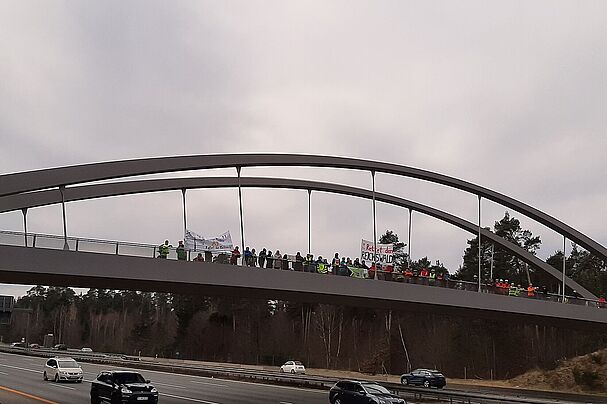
[{"x1": 0, "y1": 154, "x2": 606, "y2": 326}]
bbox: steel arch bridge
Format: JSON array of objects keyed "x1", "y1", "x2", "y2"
[{"x1": 0, "y1": 154, "x2": 605, "y2": 325}]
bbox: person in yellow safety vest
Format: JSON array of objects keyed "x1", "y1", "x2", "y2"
[
  {"x1": 158, "y1": 240, "x2": 171, "y2": 259},
  {"x1": 508, "y1": 283, "x2": 518, "y2": 296},
  {"x1": 429, "y1": 270, "x2": 437, "y2": 286},
  {"x1": 527, "y1": 284, "x2": 535, "y2": 298},
  {"x1": 317, "y1": 260, "x2": 328, "y2": 274}
]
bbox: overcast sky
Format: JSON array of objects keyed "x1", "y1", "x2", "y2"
[{"x1": 1, "y1": 1, "x2": 606, "y2": 297}]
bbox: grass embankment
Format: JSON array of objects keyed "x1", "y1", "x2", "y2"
[{"x1": 506, "y1": 348, "x2": 607, "y2": 395}]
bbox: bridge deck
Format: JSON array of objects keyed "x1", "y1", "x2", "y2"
[{"x1": 1, "y1": 245, "x2": 606, "y2": 328}]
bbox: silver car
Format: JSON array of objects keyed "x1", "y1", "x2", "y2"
[{"x1": 43, "y1": 357, "x2": 83, "y2": 383}]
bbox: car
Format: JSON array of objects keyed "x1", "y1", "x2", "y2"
[
  {"x1": 10, "y1": 342, "x2": 25, "y2": 348},
  {"x1": 329, "y1": 380, "x2": 406, "y2": 404},
  {"x1": 81, "y1": 347, "x2": 93, "y2": 352},
  {"x1": 400, "y1": 368, "x2": 446, "y2": 389},
  {"x1": 29, "y1": 343, "x2": 41, "y2": 349},
  {"x1": 43, "y1": 357, "x2": 83, "y2": 383},
  {"x1": 280, "y1": 360, "x2": 306, "y2": 374},
  {"x1": 53, "y1": 343, "x2": 67, "y2": 350},
  {"x1": 90, "y1": 371, "x2": 158, "y2": 404}
]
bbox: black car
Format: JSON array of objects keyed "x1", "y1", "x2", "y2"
[
  {"x1": 329, "y1": 380, "x2": 406, "y2": 404},
  {"x1": 90, "y1": 370, "x2": 158, "y2": 404},
  {"x1": 400, "y1": 368, "x2": 446, "y2": 388},
  {"x1": 53, "y1": 343, "x2": 67, "y2": 350}
]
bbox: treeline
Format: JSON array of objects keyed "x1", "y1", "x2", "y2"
[{"x1": 6, "y1": 285, "x2": 607, "y2": 379}]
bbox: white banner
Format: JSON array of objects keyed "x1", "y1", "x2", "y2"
[
  {"x1": 185, "y1": 230, "x2": 233, "y2": 252},
  {"x1": 360, "y1": 239, "x2": 394, "y2": 265}
]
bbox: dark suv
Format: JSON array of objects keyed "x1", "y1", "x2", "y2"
[
  {"x1": 400, "y1": 368, "x2": 446, "y2": 388},
  {"x1": 90, "y1": 370, "x2": 158, "y2": 403},
  {"x1": 329, "y1": 380, "x2": 406, "y2": 404}
]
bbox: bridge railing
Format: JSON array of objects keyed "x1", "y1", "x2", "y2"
[{"x1": 1, "y1": 229, "x2": 603, "y2": 309}]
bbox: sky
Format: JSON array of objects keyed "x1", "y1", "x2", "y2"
[{"x1": 1, "y1": 1, "x2": 606, "y2": 297}]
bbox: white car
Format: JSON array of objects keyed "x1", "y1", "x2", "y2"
[
  {"x1": 80, "y1": 347, "x2": 93, "y2": 352},
  {"x1": 43, "y1": 357, "x2": 83, "y2": 383},
  {"x1": 280, "y1": 360, "x2": 306, "y2": 374}
]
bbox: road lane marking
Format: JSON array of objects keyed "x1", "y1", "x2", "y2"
[
  {"x1": 280, "y1": 402, "x2": 295, "y2": 404},
  {"x1": 153, "y1": 381, "x2": 188, "y2": 389},
  {"x1": 0, "y1": 371, "x2": 8, "y2": 375},
  {"x1": 49, "y1": 383, "x2": 76, "y2": 390},
  {"x1": 0, "y1": 385, "x2": 58, "y2": 403},
  {"x1": 0, "y1": 363, "x2": 39, "y2": 373},
  {"x1": 161, "y1": 393, "x2": 221, "y2": 403},
  {"x1": 190, "y1": 380, "x2": 228, "y2": 387}
]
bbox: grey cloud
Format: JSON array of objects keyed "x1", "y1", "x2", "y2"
[{"x1": 1, "y1": 1, "x2": 606, "y2": 297}]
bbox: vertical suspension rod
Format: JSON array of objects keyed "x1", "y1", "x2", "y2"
[
  {"x1": 181, "y1": 189, "x2": 187, "y2": 242},
  {"x1": 478, "y1": 195, "x2": 482, "y2": 292},
  {"x1": 562, "y1": 235, "x2": 567, "y2": 303},
  {"x1": 308, "y1": 190, "x2": 312, "y2": 255},
  {"x1": 60, "y1": 186, "x2": 69, "y2": 250},
  {"x1": 407, "y1": 208, "x2": 412, "y2": 266},
  {"x1": 236, "y1": 167, "x2": 245, "y2": 256},
  {"x1": 22, "y1": 208, "x2": 28, "y2": 247},
  {"x1": 372, "y1": 171, "x2": 377, "y2": 280}
]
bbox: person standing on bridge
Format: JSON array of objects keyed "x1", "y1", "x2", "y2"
[
  {"x1": 331, "y1": 253, "x2": 340, "y2": 275},
  {"x1": 193, "y1": 253, "x2": 204, "y2": 262},
  {"x1": 230, "y1": 246, "x2": 241, "y2": 265},
  {"x1": 176, "y1": 241, "x2": 187, "y2": 261},
  {"x1": 266, "y1": 250, "x2": 273, "y2": 268},
  {"x1": 250, "y1": 248, "x2": 257, "y2": 267},
  {"x1": 527, "y1": 283, "x2": 536, "y2": 298},
  {"x1": 282, "y1": 254, "x2": 290, "y2": 270},
  {"x1": 158, "y1": 240, "x2": 172, "y2": 259},
  {"x1": 273, "y1": 250, "x2": 282, "y2": 269},
  {"x1": 243, "y1": 247, "x2": 252, "y2": 266},
  {"x1": 258, "y1": 248, "x2": 267, "y2": 268},
  {"x1": 293, "y1": 252, "x2": 304, "y2": 271}
]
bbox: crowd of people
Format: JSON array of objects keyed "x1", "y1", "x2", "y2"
[
  {"x1": 156, "y1": 239, "x2": 606, "y2": 306},
  {"x1": 226, "y1": 246, "x2": 383, "y2": 279},
  {"x1": 157, "y1": 240, "x2": 402, "y2": 279}
]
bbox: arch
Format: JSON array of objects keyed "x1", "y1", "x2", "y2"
[
  {"x1": 0, "y1": 154, "x2": 604, "y2": 262},
  {"x1": 0, "y1": 176, "x2": 594, "y2": 298}
]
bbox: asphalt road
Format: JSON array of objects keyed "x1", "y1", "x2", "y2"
[{"x1": 0, "y1": 351, "x2": 329, "y2": 404}]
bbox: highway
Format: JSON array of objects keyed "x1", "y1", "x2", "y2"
[
  {"x1": 1, "y1": 349, "x2": 604, "y2": 404},
  {"x1": 0, "y1": 351, "x2": 329, "y2": 404}
]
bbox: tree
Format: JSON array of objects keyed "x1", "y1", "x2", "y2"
[
  {"x1": 546, "y1": 244, "x2": 607, "y2": 296},
  {"x1": 379, "y1": 230, "x2": 407, "y2": 269},
  {"x1": 458, "y1": 212, "x2": 541, "y2": 284}
]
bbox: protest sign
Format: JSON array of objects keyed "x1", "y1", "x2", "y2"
[
  {"x1": 360, "y1": 239, "x2": 394, "y2": 265},
  {"x1": 185, "y1": 230, "x2": 233, "y2": 252}
]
